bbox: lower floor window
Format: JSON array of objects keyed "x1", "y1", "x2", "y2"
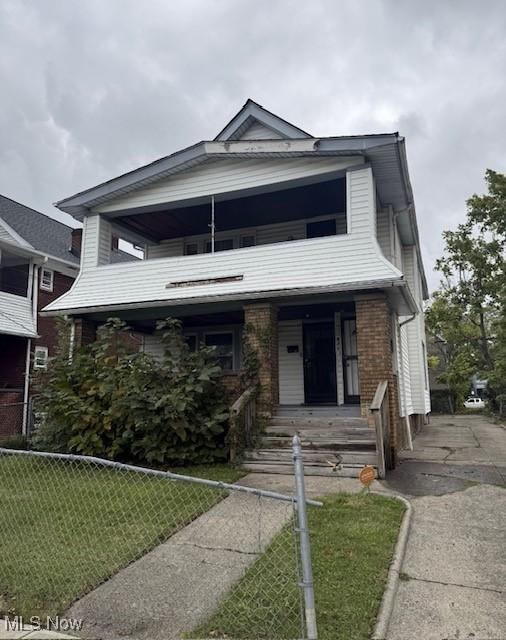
[{"x1": 204, "y1": 332, "x2": 234, "y2": 371}]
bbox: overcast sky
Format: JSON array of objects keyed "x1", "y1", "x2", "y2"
[{"x1": 1, "y1": 0, "x2": 505, "y2": 290}]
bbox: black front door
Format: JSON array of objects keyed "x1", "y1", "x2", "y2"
[{"x1": 303, "y1": 322, "x2": 337, "y2": 404}]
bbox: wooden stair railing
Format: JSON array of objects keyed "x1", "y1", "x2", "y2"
[
  {"x1": 229, "y1": 386, "x2": 257, "y2": 463},
  {"x1": 370, "y1": 380, "x2": 393, "y2": 479}
]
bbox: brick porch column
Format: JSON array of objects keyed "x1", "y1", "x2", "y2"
[
  {"x1": 73, "y1": 317, "x2": 97, "y2": 346},
  {"x1": 355, "y1": 294, "x2": 400, "y2": 457},
  {"x1": 243, "y1": 303, "x2": 279, "y2": 416}
]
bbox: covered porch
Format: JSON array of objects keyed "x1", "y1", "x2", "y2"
[{"x1": 72, "y1": 291, "x2": 399, "y2": 434}]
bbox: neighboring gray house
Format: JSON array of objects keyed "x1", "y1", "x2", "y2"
[{"x1": 0, "y1": 195, "x2": 132, "y2": 436}]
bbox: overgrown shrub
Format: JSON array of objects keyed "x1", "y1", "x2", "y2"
[
  {"x1": 0, "y1": 434, "x2": 28, "y2": 449},
  {"x1": 33, "y1": 318, "x2": 229, "y2": 465}
]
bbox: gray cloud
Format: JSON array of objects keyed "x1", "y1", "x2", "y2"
[{"x1": 1, "y1": 0, "x2": 505, "y2": 289}]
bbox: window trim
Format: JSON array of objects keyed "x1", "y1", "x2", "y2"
[
  {"x1": 203, "y1": 330, "x2": 235, "y2": 371},
  {"x1": 33, "y1": 346, "x2": 49, "y2": 369},
  {"x1": 40, "y1": 268, "x2": 54, "y2": 292}
]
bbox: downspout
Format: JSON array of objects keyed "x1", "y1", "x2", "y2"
[
  {"x1": 22, "y1": 338, "x2": 31, "y2": 436},
  {"x1": 23, "y1": 261, "x2": 43, "y2": 435},
  {"x1": 68, "y1": 316, "x2": 76, "y2": 362}
]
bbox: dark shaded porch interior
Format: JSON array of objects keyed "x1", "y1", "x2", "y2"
[{"x1": 114, "y1": 177, "x2": 347, "y2": 243}]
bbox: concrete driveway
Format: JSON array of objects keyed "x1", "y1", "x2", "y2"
[{"x1": 384, "y1": 414, "x2": 506, "y2": 640}]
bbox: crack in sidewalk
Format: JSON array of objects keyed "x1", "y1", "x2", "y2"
[
  {"x1": 402, "y1": 574, "x2": 504, "y2": 595},
  {"x1": 175, "y1": 540, "x2": 261, "y2": 557}
]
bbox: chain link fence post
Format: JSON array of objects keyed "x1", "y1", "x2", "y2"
[{"x1": 292, "y1": 434, "x2": 318, "y2": 640}]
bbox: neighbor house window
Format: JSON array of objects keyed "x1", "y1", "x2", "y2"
[
  {"x1": 40, "y1": 268, "x2": 54, "y2": 292},
  {"x1": 205, "y1": 238, "x2": 234, "y2": 253},
  {"x1": 204, "y1": 332, "x2": 234, "y2": 370},
  {"x1": 34, "y1": 346, "x2": 48, "y2": 369},
  {"x1": 306, "y1": 218, "x2": 337, "y2": 239}
]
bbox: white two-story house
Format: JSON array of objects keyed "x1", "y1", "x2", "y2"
[{"x1": 44, "y1": 100, "x2": 431, "y2": 470}]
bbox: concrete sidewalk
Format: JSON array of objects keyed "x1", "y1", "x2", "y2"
[
  {"x1": 67, "y1": 486, "x2": 294, "y2": 640},
  {"x1": 385, "y1": 414, "x2": 506, "y2": 639}
]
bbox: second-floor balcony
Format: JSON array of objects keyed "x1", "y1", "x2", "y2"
[{"x1": 44, "y1": 162, "x2": 419, "y2": 318}]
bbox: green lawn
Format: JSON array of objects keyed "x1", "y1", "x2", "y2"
[
  {"x1": 0, "y1": 455, "x2": 244, "y2": 618},
  {"x1": 192, "y1": 492, "x2": 405, "y2": 640}
]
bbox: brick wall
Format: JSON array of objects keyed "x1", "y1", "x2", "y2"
[
  {"x1": 243, "y1": 303, "x2": 278, "y2": 415},
  {"x1": 36, "y1": 270, "x2": 75, "y2": 356},
  {"x1": 355, "y1": 295, "x2": 400, "y2": 456},
  {"x1": 221, "y1": 373, "x2": 241, "y2": 400}
]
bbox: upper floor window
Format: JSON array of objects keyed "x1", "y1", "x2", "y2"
[
  {"x1": 184, "y1": 242, "x2": 199, "y2": 256},
  {"x1": 240, "y1": 235, "x2": 256, "y2": 248},
  {"x1": 33, "y1": 346, "x2": 48, "y2": 369},
  {"x1": 306, "y1": 218, "x2": 337, "y2": 239},
  {"x1": 205, "y1": 238, "x2": 234, "y2": 253},
  {"x1": 40, "y1": 268, "x2": 54, "y2": 292},
  {"x1": 0, "y1": 249, "x2": 29, "y2": 297}
]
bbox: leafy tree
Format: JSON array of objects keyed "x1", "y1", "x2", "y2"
[
  {"x1": 427, "y1": 170, "x2": 506, "y2": 410},
  {"x1": 33, "y1": 318, "x2": 230, "y2": 465}
]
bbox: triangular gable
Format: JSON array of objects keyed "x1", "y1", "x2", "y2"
[
  {"x1": 215, "y1": 99, "x2": 312, "y2": 141},
  {"x1": 238, "y1": 119, "x2": 283, "y2": 140},
  {"x1": 0, "y1": 216, "x2": 32, "y2": 248}
]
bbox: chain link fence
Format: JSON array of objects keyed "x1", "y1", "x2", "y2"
[
  {"x1": 0, "y1": 402, "x2": 24, "y2": 440},
  {"x1": 0, "y1": 395, "x2": 41, "y2": 442},
  {"x1": 0, "y1": 440, "x2": 320, "y2": 640}
]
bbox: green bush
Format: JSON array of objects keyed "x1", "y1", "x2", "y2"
[
  {"x1": 0, "y1": 434, "x2": 28, "y2": 449},
  {"x1": 33, "y1": 318, "x2": 229, "y2": 465}
]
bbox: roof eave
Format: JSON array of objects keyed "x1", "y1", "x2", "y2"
[
  {"x1": 54, "y1": 136, "x2": 402, "y2": 221},
  {"x1": 42, "y1": 276, "x2": 410, "y2": 317}
]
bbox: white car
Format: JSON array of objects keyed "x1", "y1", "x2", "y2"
[{"x1": 464, "y1": 396, "x2": 486, "y2": 410}]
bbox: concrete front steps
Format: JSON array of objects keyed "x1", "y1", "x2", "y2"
[{"x1": 242, "y1": 406, "x2": 378, "y2": 477}]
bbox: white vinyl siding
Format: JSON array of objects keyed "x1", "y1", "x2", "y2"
[
  {"x1": 145, "y1": 239, "x2": 184, "y2": 259},
  {"x1": 0, "y1": 222, "x2": 16, "y2": 242},
  {"x1": 81, "y1": 214, "x2": 112, "y2": 269},
  {"x1": 376, "y1": 208, "x2": 392, "y2": 261},
  {"x1": 44, "y1": 233, "x2": 403, "y2": 313},
  {"x1": 401, "y1": 245, "x2": 430, "y2": 414},
  {"x1": 142, "y1": 334, "x2": 165, "y2": 360},
  {"x1": 278, "y1": 320, "x2": 304, "y2": 405},
  {"x1": 334, "y1": 313, "x2": 345, "y2": 405},
  {"x1": 0, "y1": 291, "x2": 37, "y2": 337},
  {"x1": 398, "y1": 320, "x2": 414, "y2": 416},
  {"x1": 346, "y1": 166, "x2": 376, "y2": 236},
  {"x1": 94, "y1": 157, "x2": 359, "y2": 214},
  {"x1": 239, "y1": 122, "x2": 283, "y2": 140}
]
